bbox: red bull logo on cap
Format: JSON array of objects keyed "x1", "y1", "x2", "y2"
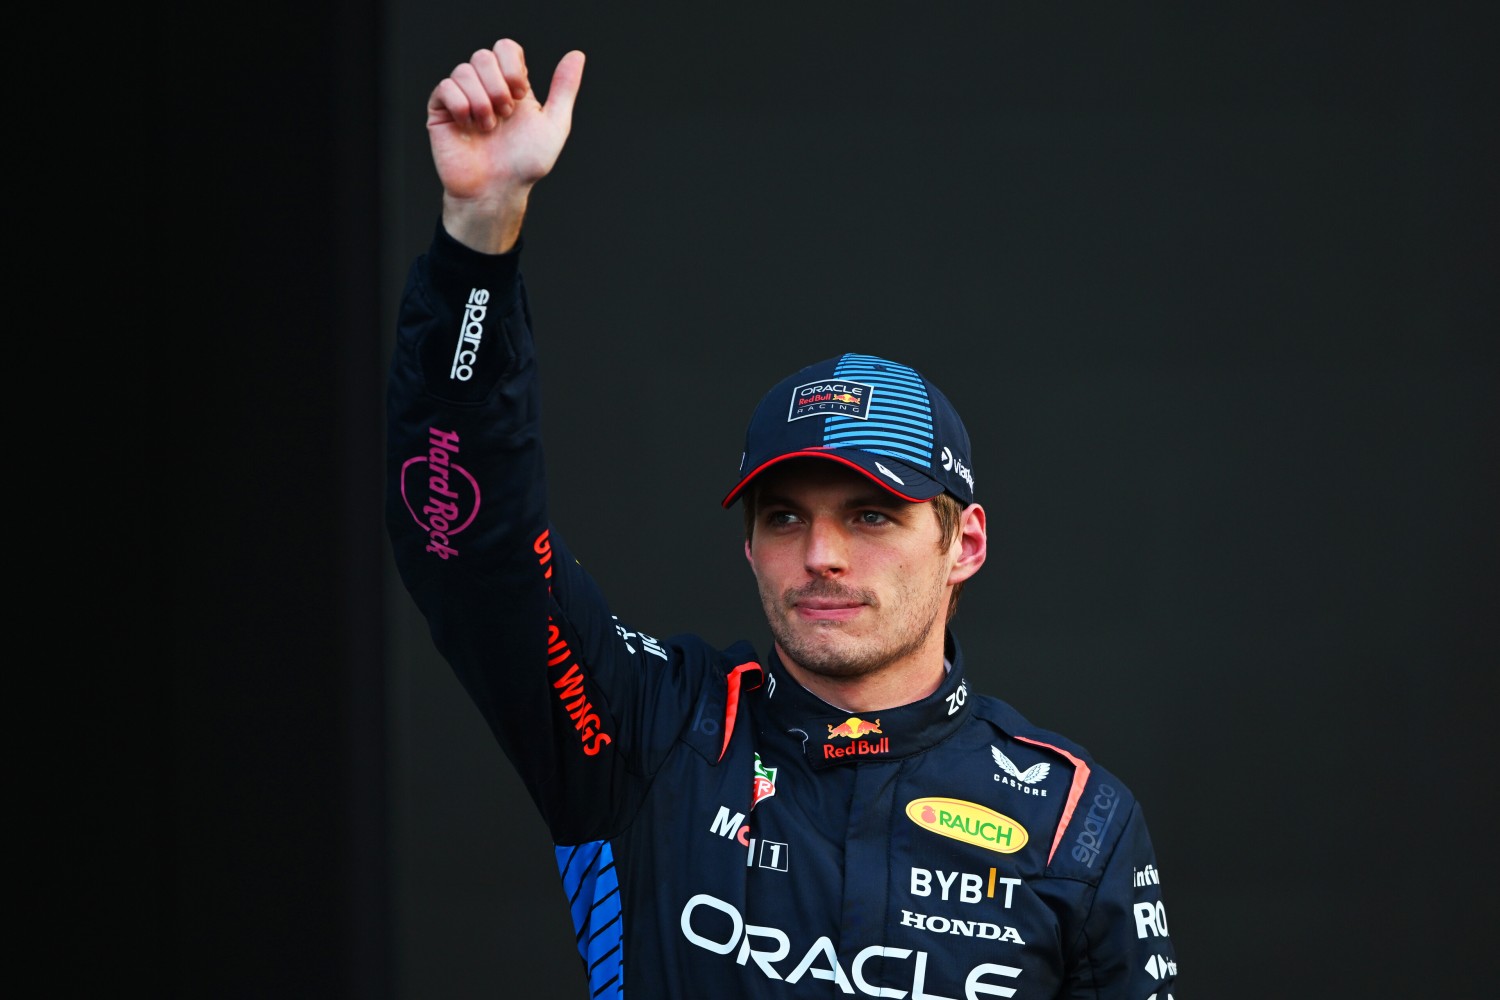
[{"x1": 788, "y1": 379, "x2": 874, "y2": 421}]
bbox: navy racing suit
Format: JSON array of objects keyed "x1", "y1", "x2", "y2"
[{"x1": 385, "y1": 223, "x2": 1181, "y2": 999}]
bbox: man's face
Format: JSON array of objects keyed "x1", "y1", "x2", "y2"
[{"x1": 744, "y1": 459, "x2": 964, "y2": 683}]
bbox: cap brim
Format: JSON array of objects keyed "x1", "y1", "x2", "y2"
[{"x1": 721, "y1": 449, "x2": 945, "y2": 508}]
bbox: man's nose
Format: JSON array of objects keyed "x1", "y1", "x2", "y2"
[{"x1": 803, "y1": 518, "x2": 848, "y2": 576}]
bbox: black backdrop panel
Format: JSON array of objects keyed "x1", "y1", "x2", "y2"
[
  {"x1": 152, "y1": 3, "x2": 1497, "y2": 997},
  {"x1": 384, "y1": 6, "x2": 1496, "y2": 998}
]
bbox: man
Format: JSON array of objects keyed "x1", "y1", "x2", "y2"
[{"x1": 387, "y1": 37, "x2": 1179, "y2": 999}]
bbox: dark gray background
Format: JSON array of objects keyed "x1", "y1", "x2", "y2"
[{"x1": 145, "y1": 2, "x2": 1496, "y2": 997}]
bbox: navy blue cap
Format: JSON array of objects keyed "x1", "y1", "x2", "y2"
[{"x1": 721, "y1": 353, "x2": 976, "y2": 508}]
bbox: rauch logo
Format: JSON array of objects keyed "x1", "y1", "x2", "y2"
[{"x1": 905, "y1": 797, "x2": 1028, "y2": 855}]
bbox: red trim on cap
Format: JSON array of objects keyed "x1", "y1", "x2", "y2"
[{"x1": 720, "y1": 450, "x2": 936, "y2": 508}]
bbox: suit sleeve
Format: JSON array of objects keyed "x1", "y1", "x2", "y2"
[
  {"x1": 384, "y1": 222, "x2": 705, "y2": 843},
  {"x1": 1066, "y1": 800, "x2": 1180, "y2": 998}
]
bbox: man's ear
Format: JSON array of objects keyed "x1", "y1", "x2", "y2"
[
  {"x1": 744, "y1": 538, "x2": 755, "y2": 567},
  {"x1": 949, "y1": 503, "x2": 987, "y2": 585}
]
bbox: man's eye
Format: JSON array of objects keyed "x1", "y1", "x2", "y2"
[
  {"x1": 858, "y1": 511, "x2": 890, "y2": 525},
  {"x1": 767, "y1": 511, "x2": 800, "y2": 526}
]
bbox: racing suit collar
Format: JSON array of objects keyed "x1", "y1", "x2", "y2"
[{"x1": 761, "y1": 632, "x2": 974, "y2": 769}]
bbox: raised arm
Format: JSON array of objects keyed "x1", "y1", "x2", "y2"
[
  {"x1": 426, "y1": 39, "x2": 586, "y2": 254},
  {"x1": 392, "y1": 37, "x2": 670, "y2": 841}
]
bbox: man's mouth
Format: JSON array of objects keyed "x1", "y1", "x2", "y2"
[
  {"x1": 788, "y1": 586, "x2": 871, "y2": 621},
  {"x1": 796, "y1": 604, "x2": 863, "y2": 622}
]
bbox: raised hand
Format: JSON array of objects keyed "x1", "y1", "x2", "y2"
[{"x1": 426, "y1": 39, "x2": 585, "y2": 252}]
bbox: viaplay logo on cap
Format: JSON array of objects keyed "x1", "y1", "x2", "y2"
[{"x1": 787, "y1": 379, "x2": 874, "y2": 422}]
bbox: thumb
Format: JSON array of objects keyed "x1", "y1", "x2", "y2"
[{"x1": 542, "y1": 50, "x2": 586, "y2": 130}]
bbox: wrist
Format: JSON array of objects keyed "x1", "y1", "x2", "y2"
[{"x1": 440, "y1": 185, "x2": 532, "y2": 254}]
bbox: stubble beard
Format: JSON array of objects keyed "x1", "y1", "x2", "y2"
[{"x1": 760, "y1": 574, "x2": 949, "y2": 681}]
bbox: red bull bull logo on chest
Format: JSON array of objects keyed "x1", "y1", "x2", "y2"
[
  {"x1": 823, "y1": 717, "x2": 892, "y2": 761},
  {"x1": 827, "y1": 716, "x2": 882, "y2": 739}
]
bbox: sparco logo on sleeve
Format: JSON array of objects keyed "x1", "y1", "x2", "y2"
[
  {"x1": 1069, "y1": 783, "x2": 1119, "y2": 867},
  {"x1": 400, "y1": 427, "x2": 479, "y2": 560},
  {"x1": 449, "y1": 287, "x2": 490, "y2": 382}
]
